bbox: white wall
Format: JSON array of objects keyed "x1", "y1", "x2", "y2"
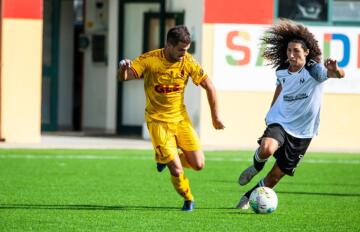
[{"x1": 58, "y1": 0, "x2": 74, "y2": 130}]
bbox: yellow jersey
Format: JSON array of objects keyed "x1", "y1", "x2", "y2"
[{"x1": 131, "y1": 49, "x2": 207, "y2": 123}]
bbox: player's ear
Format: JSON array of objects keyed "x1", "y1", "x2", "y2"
[
  {"x1": 165, "y1": 41, "x2": 173, "y2": 49},
  {"x1": 304, "y1": 49, "x2": 309, "y2": 56}
]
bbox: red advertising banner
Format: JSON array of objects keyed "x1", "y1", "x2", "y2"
[
  {"x1": 204, "y1": 0, "x2": 274, "y2": 24},
  {"x1": 3, "y1": 0, "x2": 43, "y2": 19}
]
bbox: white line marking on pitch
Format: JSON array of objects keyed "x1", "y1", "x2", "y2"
[{"x1": 0, "y1": 154, "x2": 359, "y2": 164}]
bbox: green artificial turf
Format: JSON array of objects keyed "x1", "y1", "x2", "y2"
[{"x1": 0, "y1": 149, "x2": 359, "y2": 231}]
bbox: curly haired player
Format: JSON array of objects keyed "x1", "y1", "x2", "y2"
[{"x1": 236, "y1": 20, "x2": 345, "y2": 209}]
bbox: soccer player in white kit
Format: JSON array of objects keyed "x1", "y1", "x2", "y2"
[{"x1": 236, "y1": 20, "x2": 345, "y2": 209}]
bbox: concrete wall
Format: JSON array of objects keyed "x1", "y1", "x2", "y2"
[{"x1": 1, "y1": 19, "x2": 42, "y2": 142}]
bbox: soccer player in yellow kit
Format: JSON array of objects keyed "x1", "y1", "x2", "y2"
[{"x1": 118, "y1": 25, "x2": 225, "y2": 211}]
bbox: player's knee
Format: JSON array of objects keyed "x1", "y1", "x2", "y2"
[
  {"x1": 170, "y1": 168, "x2": 183, "y2": 176},
  {"x1": 260, "y1": 143, "x2": 277, "y2": 157},
  {"x1": 193, "y1": 162, "x2": 205, "y2": 171},
  {"x1": 167, "y1": 162, "x2": 184, "y2": 176}
]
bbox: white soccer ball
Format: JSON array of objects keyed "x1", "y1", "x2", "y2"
[{"x1": 249, "y1": 186, "x2": 278, "y2": 214}]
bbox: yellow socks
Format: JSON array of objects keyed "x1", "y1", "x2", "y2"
[
  {"x1": 171, "y1": 173, "x2": 194, "y2": 201},
  {"x1": 170, "y1": 154, "x2": 194, "y2": 201},
  {"x1": 179, "y1": 153, "x2": 191, "y2": 169}
]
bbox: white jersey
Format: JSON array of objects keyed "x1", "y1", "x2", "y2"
[{"x1": 265, "y1": 60, "x2": 328, "y2": 138}]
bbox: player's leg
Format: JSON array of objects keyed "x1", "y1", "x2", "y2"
[
  {"x1": 239, "y1": 138, "x2": 279, "y2": 185},
  {"x1": 176, "y1": 151, "x2": 203, "y2": 170},
  {"x1": 237, "y1": 132, "x2": 312, "y2": 209},
  {"x1": 177, "y1": 152, "x2": 192, "y2": 169},
  {"x1": 239, "y1": 124, "x2": 285, "y2": 186},
  {"x1": 244, "y1": 163, "x2": 285, "y2": 198},
  {"x1": 181, "y1": 150, "x2": 204, "y2": 171},
  {"x1": 166, "y1": 118, "x2": 202, "y2": 211},
  {"x1": 176, "y1": 119, "x2": 204, "y2": 171},
  {"x1": 236, "y1": 163, "x2": 285, "y2": 209},
  {"x1": 167, "y1": 156, "x2": 195, "y2": 211},
  {"x1": 147, "y1": 121, "x2": 174, "y2": 172},
  {"x1": 263, "y1": 163, "x2": 286, "y2": 187},
  {"x1": 148, "y1": 121, "x2": 195, "y2": 211}
]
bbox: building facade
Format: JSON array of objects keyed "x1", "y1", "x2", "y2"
[{"x1": 1, "y1": 0, "x2": 359, "y2": 151}]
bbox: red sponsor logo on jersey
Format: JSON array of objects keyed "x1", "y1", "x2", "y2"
[{"x1": 155, "y1": 84, "x2": 182, "y2": 94}]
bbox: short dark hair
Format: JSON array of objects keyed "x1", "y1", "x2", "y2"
[{"x1": 166, "y1": 25, "x2": 191, "y2": 46}]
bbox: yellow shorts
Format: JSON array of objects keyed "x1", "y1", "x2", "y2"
[{"x1": 147, "y1": 119, "x2": 201, "y2": 164}]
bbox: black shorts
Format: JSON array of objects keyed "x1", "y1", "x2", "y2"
[{"x1": 258, "y1": 124, "x2": 312, "y2": 176}]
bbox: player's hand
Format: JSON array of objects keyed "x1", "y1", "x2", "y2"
[
  {"x1": 212, "y1": 118, "x2": 225, "y2": 130},
  {"x1": 324, "y1": 58, "x2": 345, "y2": 78},
  {"x1": 118, "y1": 59, "x2": 134, "y2": 81},
  {"x1": 324, "y1": 58, "x2": 338, "y2": 72},
  {"x1": 119, "y1": 59, "x2": 132, "y2": 70}
]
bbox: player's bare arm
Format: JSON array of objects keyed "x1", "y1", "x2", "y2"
[
  {"x1": 270, "y1": 85, "x2": 282, "y2": 107},
  {"x1": 200, "y1": 77, "x2": 225, "y2": 130},
  {"x1": 117, "y1": 59, "x2": 136, "y2": 81},
  {"x1": 324, "y1": 58, "x2": 345, "y2": 79}
]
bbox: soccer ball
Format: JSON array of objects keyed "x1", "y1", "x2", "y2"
[{"x1": 249, "y1": 187, "x2": 278, "y2": 214}]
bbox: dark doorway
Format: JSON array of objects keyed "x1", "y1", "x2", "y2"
[
  {"x1": 41, "y1": 0, "x2": 60, "y2": 131},
  {"x1": 73, "y1": 0, "x2": 85, "y2": 131}
]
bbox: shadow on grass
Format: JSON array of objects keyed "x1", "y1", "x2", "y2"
[
  {"x1": 281, "y1": 181, "x2": 360, "y2": 187},
  {"x1": 0, "y1": 204, "x2": 179, "y2": 211},
  {"x1": 0, "y1": 204, "x2": 241, "y2": 212},
  {"x1": 277, "y1": 191, "x2": 360, "y2": 197}
]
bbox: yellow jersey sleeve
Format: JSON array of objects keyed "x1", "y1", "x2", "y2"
[
  {"x1": 186, "y1": 55, "x2": 208, "y2": 85},
  {"x1": 131, "y1": 53, "x2": 151, "y2": 79}
]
